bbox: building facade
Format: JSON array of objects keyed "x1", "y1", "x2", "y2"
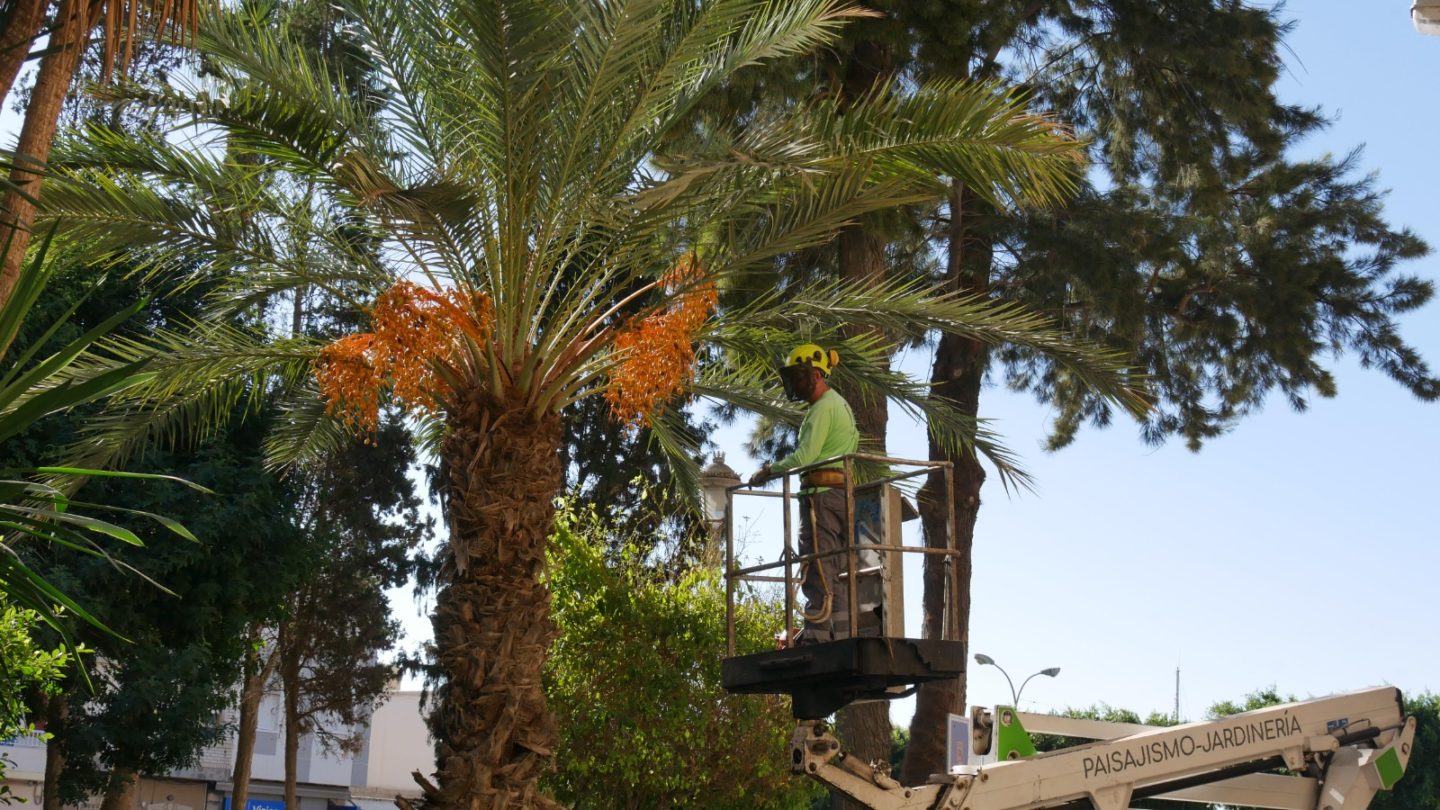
[{"x1": 0, "y1": 689, "x2": 429, "y2": 810}]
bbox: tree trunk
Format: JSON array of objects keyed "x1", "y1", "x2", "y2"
[
  {"x1": 282, "y1": 619, "x2": 305, "y2": 810},
  {"x1": 232, "y1": 626, "x2": 279, "y2": 810},
  {"x1": 421, "y1": 387, "x2": 564, "y2": 810},
  {"x1": 285, "y1": 671, "x2": 302, "y2": 807},
  {"x1": 41, "y1": 694, "x2": 67, "y2": 810},
  {"x1": 98, "y1": 766, "x2": 138, "y2": 810},
  {"x1": 0, "y1": 0, "x2": 45, "y2": 106},
  {"x1": 829, "y1": 34, "x2": 896, "y2": 809},
  {"x1": 900, "y1": 180, "x2": 992, "y2": 785},
  {"x1": 0, "y1": 0, "x2": 95, "y2": 309}
]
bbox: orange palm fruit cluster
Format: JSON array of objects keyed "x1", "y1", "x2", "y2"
[
  {"x1": 315, "y1": 281, "x2": 493, "y2": 433},
  {"x1": 605, "y1": 253, "x2": 718, "y2": 428}
]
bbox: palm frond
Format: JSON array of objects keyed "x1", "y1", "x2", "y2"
[
  {"x1": 56, "y1": 323, "x2": 318, "y2": 470},
  {"x1": 644, "y1": 404, "x2": 707, "y2": 520},
  {"x1": 805, "y1": 78, "x2": 1085, "y2": 209},
  {"x1": 262, "y1": 385, "x2": 356, "y2": 469},
  {"x1": 718, "y1": 274, "x2": 1151, "y2": 419}
]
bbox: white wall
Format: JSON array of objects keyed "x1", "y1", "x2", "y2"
[{"x1": 358, "y1": 692, "x2": 429, "y2": 797}]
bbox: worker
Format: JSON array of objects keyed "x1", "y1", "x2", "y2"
[{"x1": 750, "y1": 343, "x2": 858, "y2": 644}]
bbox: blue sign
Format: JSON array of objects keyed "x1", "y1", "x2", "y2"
[{"x1": 223, "y1": 799, "x2": 285, "y2": 810}]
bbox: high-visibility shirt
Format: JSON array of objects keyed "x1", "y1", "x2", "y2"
[{"x1": 772, "y1": 389, "x2": 859, "y2": 474}]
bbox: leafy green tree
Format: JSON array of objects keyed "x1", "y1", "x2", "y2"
[
  {"x1": 543, "y1": 500, "x2": 820, "y2": 810},
  {"x1": 41, "y1": 414, "x2": 309, "y2": 810},
  {"x1": 0, "y1": 602, "x2": 71, "y2": 732},
  {"x1": 32, "y1": 2, "x2": 1149, "y2": 806},
  {"x1": 0, "y1": 229, "x2": 217, "y2": 810},
  {"x1": 0, "y1": 232, "x2": 203, "y2": 645},
  {"x1": 0, "y1": 600, "x2": 74, "y2": 802},
  {"x1": 0, "y1": 255, "x2": 306, "y2": 810}
]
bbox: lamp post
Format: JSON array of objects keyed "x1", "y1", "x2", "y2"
[
  {"x1": 1414, "y1": 0, "x2": 1440, "y2": 35},
  {"x1": 698, "y1": 454, "x2": 740, "y2": 567},
  {"x1": 974, "y1": 653, "x2": 1061, "y2": 708}
]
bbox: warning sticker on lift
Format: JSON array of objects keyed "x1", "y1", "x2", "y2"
[{"x1": 1082, "y1": 715, "x2": 1303, "y2": 779}]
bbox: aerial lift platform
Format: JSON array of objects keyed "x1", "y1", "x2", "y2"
[{"x1": 718, "y1": 455, "x2": 1416, "y2": 810}]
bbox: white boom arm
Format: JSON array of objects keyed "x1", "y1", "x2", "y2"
[{"x1": 792, "y1": 686, "x2": 1415, "y2": 810}]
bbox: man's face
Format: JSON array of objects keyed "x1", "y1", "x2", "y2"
[{"x1": 780, "y1": 364, "x2": 818, "y2": 402}]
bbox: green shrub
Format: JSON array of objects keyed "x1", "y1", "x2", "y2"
[{"x1": 543, "y1": 503, "x2": 821, "y2": 809}]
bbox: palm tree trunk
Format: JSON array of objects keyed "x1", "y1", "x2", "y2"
[
  {"x1": 900, "y1": 180, "x2": 992, "y2": 785},
  {"x1": 0, "y1": 0, "x2": 45, "y2": 106},
  {"x1": 830, "y1": 34, "x2": 896, "y2": 807},
  {"x1": 0, "y1": 0, "x2": 94, "y2": 309},
  {"x1": 834, "y1": 223, "x2": 895, "y2": 804},
  {"x1": 422, "y1": 387, "x2": 564, "y2": 810}
]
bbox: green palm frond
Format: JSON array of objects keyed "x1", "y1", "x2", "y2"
[
  {"x1": 803, "y1": 78, "x2": 1084, "y2": 209},
  {"x1": 29, "y1": 0, "x2": 1150, "y2": 505},
  {"x1": 644, "y1": 404, "x2": 708, "y2": 515},
  {"x1": 261, "y1": 386, "x2": 355, "y2": 470},
  {"x1": 54, "y1": 322, "x2": 318, "y2": 470},
  {"x1": 712, "y1": 275, "x2": 1149, "y2": 418},
  {"x1": 38, "y1": 164, "x2": 285, "y2": 283}
]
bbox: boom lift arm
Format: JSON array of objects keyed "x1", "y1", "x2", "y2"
[{"x1": 791, "y1": 687, "x2": 1415, "y2": 810}]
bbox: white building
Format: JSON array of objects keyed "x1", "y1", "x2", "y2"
[
  {"x1": 0, "y1": 689, "x2": 431, "y2": 810},
  {"x1": 348, "y1": 692, "x2": 429, "y2": 810}
]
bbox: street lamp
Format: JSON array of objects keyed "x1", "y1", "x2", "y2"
[
  {"x1": 699, "y1": 453, "x2": 740, "y2": 524},
  {"x1": 698, "y1": 455, "x2": 740, "y2": 567},
  {"x1": 974, "y1": 653, "x2": 1061, "y2": 708},
  {"x1": 1414, "y1": 0, "x2": 1440, "y2": 35}
]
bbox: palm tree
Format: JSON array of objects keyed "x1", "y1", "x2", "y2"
[{"x1": 34, "y1": 1, "x2": 1148, "y2": 805}]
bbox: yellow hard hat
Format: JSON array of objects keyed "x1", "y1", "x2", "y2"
[{"x1": 784, "y1": 343, "x2": 840, "y2": 376}]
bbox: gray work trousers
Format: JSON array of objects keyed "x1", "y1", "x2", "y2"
[{"x1": 798, "y1": 488, "x2": 849, "y2": 641}]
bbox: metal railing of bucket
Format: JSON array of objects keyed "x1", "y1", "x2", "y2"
[{"x1": 722, "y1": 453, "x2": 964, "y2": 656}]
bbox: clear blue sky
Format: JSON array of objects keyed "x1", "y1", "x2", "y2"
[{"x1": 3, "y1": 0, "x2": 1434, "y2": 726}]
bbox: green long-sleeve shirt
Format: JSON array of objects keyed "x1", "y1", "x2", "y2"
[{"x1": 772, "y1": 389, "x2": 859, "y2": 473}]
